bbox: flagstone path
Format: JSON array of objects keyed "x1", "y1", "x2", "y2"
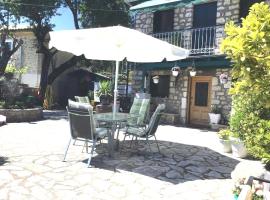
[{"x1": 0, "y1": 111, "x2": 251, "y2": 199}]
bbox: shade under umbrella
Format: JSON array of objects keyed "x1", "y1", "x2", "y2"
[{"x1": 49, "y1": 25, "x2": 189, "y2": 112}]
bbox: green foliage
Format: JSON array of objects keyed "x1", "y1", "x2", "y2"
[
  {"x1": 210, "y1": 105, "x2": 222, "y2": 114},
  {"x1": 96, "y1": 81, "x2": 112, "y2": 97},
  {"x1": 217, "y1": 129, "x2": 231, "y2": 140},
  {"x1": 0, "y1": 94, "x2": 41, "y2": 109},
  {"x1": 221, "y1": 2, "x2": 270, "y2": 164},
  {"x1": 5, "y1": 65, "x2": 28, "y2": 75},
  {"x1": 79, "y1": 0, "x2": 129, "y2": 28},
  {"x1": 9, "y1": 0, "x2": 61, "y2": 27}
]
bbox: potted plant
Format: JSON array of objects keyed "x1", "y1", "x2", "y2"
[
  {"x1": 217, "y1": 129, "x2": 232, "y2": 153},
  {"x1": 229, "y1": 131, "x2": 248, "y2": 158},
  {"x1": 219, "y1": 73, "x2": 228, "y2": 84},
  {"x1": 209, "y1": 105, "x2": 222, "y2": 124},
  {"x1": 96, "y1": 80, "x2": 112, "y2": 105}
]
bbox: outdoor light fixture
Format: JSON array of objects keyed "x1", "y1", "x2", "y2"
[
  {"x1": 152, "y1": 75, "x2": 159, "y2": 84},
  {"x1": 171, "y1": 63, "x2": 181, "y2": 77},
  {"x1": 189, "y1": 61, "x2": 196, "y2": 77}
]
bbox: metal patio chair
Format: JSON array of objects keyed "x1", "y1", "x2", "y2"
[
  {"x1": 116, "y1": 97, "x2": 150, "y2": 140},
  {"x1": 123, "y1": 104, "x2": 165, "y2": 153},
  {"x1": 63, "y1": 99, "x2": 108, "y2": 167}
]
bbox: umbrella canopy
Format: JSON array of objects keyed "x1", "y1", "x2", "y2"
[{"x1": 49, "y1": 25, "x2": 189, "y2": 112}]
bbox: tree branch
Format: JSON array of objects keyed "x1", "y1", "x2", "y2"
[{"x1": 65, "y1": 0, "x2": 80, "y2": 29}]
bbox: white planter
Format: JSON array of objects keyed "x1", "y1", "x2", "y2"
[
  {"x1": 219, "y1": 139, "x2": 232, "y2": 153},
  {"x1": 230, "y1": 137, "x2": 248, "y2": 158},
  {"x1": 208, "y1": 113, "x2": 221, "y2": 124}
]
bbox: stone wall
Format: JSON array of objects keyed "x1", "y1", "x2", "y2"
[
  {"x1": 174, "y1": 5, "x2": 193, "y2": 30},
  {"x1": 134, "y1": 0, "x2": 242, "y2": 34},
  {"x1": 212, "y1": 68, "x2": 232, "y2": 119},
  {"x1": 134, "y1": 12, "x2": 154, "y2": 33},
  {"x1": 0, "y1": 107, "x2": 43, "y2": 123},
  {"x1": 216, "y1": 0, "x2": 239, "y2": 25},
  {"x1": 130, "y1": 67, "x2": 232, "y2": 125}
]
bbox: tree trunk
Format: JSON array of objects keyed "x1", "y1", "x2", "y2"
[
  {"x1": 0, "y1": 56, "x2": 11, "y2": 75},
  {"x1": 39, "y1": 49, "x2": 52, "y2": 99}
]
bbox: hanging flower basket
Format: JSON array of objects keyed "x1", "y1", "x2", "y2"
[{"x1": 219, "y1": 73, "x2": 228, "y2": 84}]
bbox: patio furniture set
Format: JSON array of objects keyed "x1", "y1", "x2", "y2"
[{"x1": 63, "y1": 95, "x2": 165, "y2": 167}]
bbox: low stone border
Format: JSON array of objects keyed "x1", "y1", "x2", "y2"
[
  {"x1": 0, "y1": 107, "x2": 43, "y2": 123},
  {"x1": 210, "y1": 124, "x2": 228, "y2": 131},
  {"x1": 161, "y1": 113, "x2": 180, "y2": 125}
]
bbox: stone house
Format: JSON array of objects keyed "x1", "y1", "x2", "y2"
[
  {"x1": 128, "y1": 0, "x2": 269, "y2": 126},
  {"x1": 9, "y1": 28, "x2": 42, "y2": 89}
]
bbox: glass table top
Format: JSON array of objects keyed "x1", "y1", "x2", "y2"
[{"x1": 94, "y1": 112, "x2": 139, "y2": 122}]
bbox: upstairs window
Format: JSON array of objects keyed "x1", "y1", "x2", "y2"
[
  {"x1": 150, "y1": 75, "x2": 170, "y2": 98},
  {"x1": 239, "y1": 0, "x2": 264, "y2": 20},
  {"x1": 153, "y1": 9, "x2": 174, "y2": 33}
]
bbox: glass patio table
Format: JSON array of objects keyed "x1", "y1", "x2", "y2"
[{"x1": 94, "y1": 112, "x2": 139, "y2": 156}]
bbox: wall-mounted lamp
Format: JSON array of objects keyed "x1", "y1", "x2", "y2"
[
  {"x1": 189, "y1": 61, "x2": 196, "y2": 77},
  {"x1": 152, "y1": 75, "x2": 159, "y2": 84},
  {"x1": 219, "y1": 73, "x2": 228, "y2": 84}
]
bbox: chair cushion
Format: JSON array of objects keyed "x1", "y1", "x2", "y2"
[
  {"x1": 128, "y1": 98, "x2": 143, "y2": 125},
  {"x1": 137, "y1": 98, "x2": 150, "y2": 126},
  {"x1": 75, "y1": 96, "x2": 90, "y2": 104},
  {"x1": 126, "y1": 126, "x2": 146, "y2": 137},
  {"x1": 68, "y1": 99, "x2": 92, "y2": 113},
  {"x1": 95, "y1": 128, "x2": 108, "y2": 139}
]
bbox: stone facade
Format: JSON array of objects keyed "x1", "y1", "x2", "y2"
[
  {"x1": 11, "y1": 30, "x2": 41, "y2": 88},
  {"x1": 131, "y1": 68, "x2": 231, "y2": 125},
  {"x1": 134, "y1": 12, "x2": 153, "y2": 33},
  {"x1": 134, "y1": 0, "x2": 270, "y2": 53},
  {"x1": 134, "y1": 0, "x2": 270, "y2": 34},
  {"x1": 130, "y1": 0, "x2": 270, "y2": 125}
]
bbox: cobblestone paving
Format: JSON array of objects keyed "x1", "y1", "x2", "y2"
[{"x1": 0, "y1": 111, "x2": 243, "y2": 199}]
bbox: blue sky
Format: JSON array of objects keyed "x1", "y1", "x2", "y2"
[{"x1": 51, "y1": 7, "x2": 75, "y2": 31}]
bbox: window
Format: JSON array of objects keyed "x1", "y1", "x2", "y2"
[
  {"x1": 193, "y1": 2, "x2": 217, "y2": 28},
  {"x1": 239, "y1": 0, "x2": 264, "y2": 20},
  {"x1": 192, "y1": 2, "x2": 217, "y2": 53},
  {"x1": 153, "y1": 9, "x2": 174, "y2": 33},
  {"x1": 194, "y1": 82, "x2": 209, "y2": 107},
  {"x1": 0, "y1": 39, "x2": 13, "y2": 51},
  {"x1": 150, "y1": 75, "x2": 170, "y2": 98}
]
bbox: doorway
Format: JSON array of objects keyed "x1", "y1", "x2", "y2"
[{"x1": 189, "y1": 76, "x2": 212, "y2": 125}]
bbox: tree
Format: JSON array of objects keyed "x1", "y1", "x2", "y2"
[
  {"x1": 47, "y1": 0, "x2": 130, "y2": 86},
  {"x1": 0, "y1": 2, "x2": 23, "y2": 75},
  {"x1": 8, "y1": 0, "x2": 61, "y2": 98},
  {"x1": 79, "y1": 0, "x2": 129, "y2": 28},
  {"x1": 7, "y1": 0, "x2": 130, "y2": 101},
  {"x1": 221, "y1": 2, "x2": 270, "y2": 166}
]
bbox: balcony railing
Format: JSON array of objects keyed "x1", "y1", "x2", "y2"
[{"x1": 152, "y1": 25, "x2": 225, "y2": 56}]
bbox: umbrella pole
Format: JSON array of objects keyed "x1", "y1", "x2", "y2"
[{"x1": 113, "y1": 60, "x2": 120, "y2": 114}]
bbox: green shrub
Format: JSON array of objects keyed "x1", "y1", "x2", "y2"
[
  {"x1": 210, "y1": 105, "x2": 222, "y2": 114},
  {"x1": 96, "y1": 81, "x2": 112, "y2": 97},
  {"x1": 217, "y1": 129, "x2": 231, "y2": 140},
  {"x1": 222, "y1": 2, "x2": 270, "y2": 166}
]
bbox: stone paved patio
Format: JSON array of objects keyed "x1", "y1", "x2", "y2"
[{"x1": 0, "y1": 111, "x2": 248, "y2": 199}]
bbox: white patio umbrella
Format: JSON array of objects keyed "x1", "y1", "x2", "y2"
[{"x1": 49, "y1": 25, "x2": 189, "y2": 113}]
